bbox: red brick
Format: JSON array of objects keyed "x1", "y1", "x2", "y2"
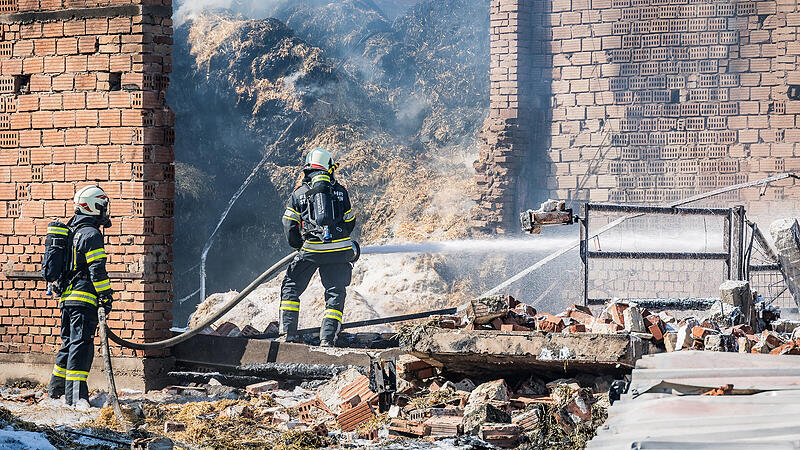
[
  {"x1": 121, "y1": 109, "x2": 144, "y2": 126},
  {"x1": 608, "y1": 303, "x2": 628, "y2": 326},
  {"x1": 42, "y1": 56, "x2": 65, "y2": 73},
  {"x1": 75, "y1": 146, "x2": 97, "y2": 163},
  {"x1": 109, "y1": 17, "x2": 132, "y2": 34},
  {"x1": 22, "y1": 57, "x2": 44, "y2": 74},
  {"x1": 64, "y1": 164, "x2": 86, "y2": 181},
  {"x1": 39, "y1": 95, "x2": 62, "y2": 111},
  {"x1": 52, "y1": 74, "x2": 74, "y2": 91},
  {"x1": 108, "y1": 91, "x2": 131, "y2": 108},
  {"x1": 99, "y1": 109, "x2": 121, "y2": 127},
  {"x1": 98, "y1": 145, "x2": 122, "y2": 162},
  {"x1": 2, "y1": 59, "x2": 23, "y2": 76},
  {"x1": 52, "y1": 182, "x2": 74, "y2": 199},
  {"x1": 63, "y1": 20, "x2": 85, "y2": 37},
  {"x1": 111, "y1": 127, "x2": 133, "y2": 144},
  {"x1": 10, "y1": 113, "x2": 31, "y2": 130},
  {"x1": 692, "y1": 326, "x2": 718, "y2": 341},
  {"x1": 51, "y1": 148, "x2": 75, "y2": 164},
  {"x1": 41, "y1": 20, "x2": 63, "y2": 37},
  {"x1": 77, "y1": 36, "x2": 97, "y2": 54},
  {"x1": 74, "y1": 73, "x2": 95, "y2": 90},
  {"x1": 28, "y1": 75, "x2": 50, "y2": 92},
  {"x1": 20, "y1": 201, "x2": 44, "y2": 218},
  {"x1": 52, "y1": 111, "x2": 74, "y2": 128},
  {"x1": 85, "y1": 18, "x2": 108, "y2": 35},
  {"x1": 43, "y1": 201, "x2": 66, "y2": 217},
  {"x1": 31, "y1": 111, "x2": 52, "y2": 129},
  {"x1": 648, "y1": 323, "x2": 664, "y2": 341},
  {"x1": 20, "y1": 24, "x2": 43, "y2": 40},
  {"x1": 11, "y1": 166, "x2": 32, "y2": 181},
  {"x1": 109, "y1": 54, "x2": 131, "y2": 72},
  {"x1": 0, "y1": 183, "x2": 16, "y2": 200},
  {"x1": 39, "y1": 129, "x2": 63, "y2": 146},
  {"x1": 30, "y1": 148, "x2": 52, "y2": 165},
  {"x1": 56, "y1": 37, "x2": 78, "y2": 55},
  {"x1": 62, "y1": 92, "x2": 85, "y2": 110},
  {"x1": 13, "y1": 41, "x2": 34, "y2": 58},
  {"x1": 336, "y1": 401, "x2": 375, "y2": 432},
  {"x1": 34, "y1": 39, "x2": 56, "y2": 56},
  {"x1": 75, "y1": 110, "x2": 98, "y2": 127},
  {"x1": 86, "y1": 92, "x2": 108, "y2": 109},
  {"x1": 65, "y1": 55, "x2": 87, "y2": 72},
  {"x1": 64, "y1": 128, "x2": 86, "y2": 146},
  {"x1": 87, "y1": 128, "x2": 110, "y2": 145},
  {"x1": 15, "y1": 218, "x2": 35, "y2": 235}
]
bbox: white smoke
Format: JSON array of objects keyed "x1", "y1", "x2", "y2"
[{"x1": 174, "y1": 0, "x2": 282, "y2": 26}]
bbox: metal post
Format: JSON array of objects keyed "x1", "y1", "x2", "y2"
[
  {"x1": 734, "y1": 205, "x2": 746, "y2": 281},
  {"x1": 580, "y1": 203, "x2": 590, "y2": 307},
  {"x1": 723, "y1": 211, "x2": 731, "y2": 280}
]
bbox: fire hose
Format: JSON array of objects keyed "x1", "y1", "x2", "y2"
[
  {"x1": 96, "y1": 252, "x2": 297, "y2": 427},
  {"x1": 104, "y1": 252, "x2": 297, "y2": 350}
]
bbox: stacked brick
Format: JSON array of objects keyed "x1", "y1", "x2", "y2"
[
  {"x1": 0, "y1": 1, "x2": 174, "y2": 360},
  {"x1": 473, "y1": 0, "x2": 536, "y2": 234},
  {"x1": 475, "y1": 0, "x2": 800, "y2": 227}
]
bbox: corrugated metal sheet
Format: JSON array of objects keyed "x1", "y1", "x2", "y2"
[{"x1": 587, "y1": 351, "x2": 800, "y2": 449}]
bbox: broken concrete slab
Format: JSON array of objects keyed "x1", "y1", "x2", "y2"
[
  {"x1": 406, "y1": 329, "x2": 647, "y2": 378},
  {"x1": 172, "y1": 334, "x2": 399, "y2": 370},
  {"x1": 463, "y1": 403, "x2": 510, "y2": 435},
  {"x1": 466, "y1": 379, "x2": 509, "y2": 407},
  {"x1": 719, "y1": 280, "x2": 756, "y2": 329},
  {"x1": 245, "y1": 380, "x2": 278, "y2": 394}
]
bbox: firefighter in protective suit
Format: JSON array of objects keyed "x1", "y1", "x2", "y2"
[
  {"x1": 48, "y1": 185, "x2": 114, "y2": 406},
  {"x1": 280, "y1": 148, "x2": 358, "y2": 347}
]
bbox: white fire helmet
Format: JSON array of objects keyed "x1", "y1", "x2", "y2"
[
  {"x1": 304, "y1": 147, "x2": 338, "y2": 172},
  {"x1": 73, "y1": 185, "x2": 110, "y2": 216}
]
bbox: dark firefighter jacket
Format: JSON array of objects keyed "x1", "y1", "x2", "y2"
[
  {"x1": 282, "y1": 169, "x2": 356, "y2": 254},
  {"x1": 60, "y1": 213, "x2": 113, "y2": 308}
]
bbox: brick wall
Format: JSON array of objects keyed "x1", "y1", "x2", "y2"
[
  {"x1": 476, "y1": 0, "x2": 800, "y2": 300},
  {"x1": 0, "y1": 1, "x2": 174, "y2": 363}
]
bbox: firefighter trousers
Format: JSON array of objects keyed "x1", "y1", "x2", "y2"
[
  {"x1": 48, "y1": 305, "x2": 98, "y2": 405},
  {"x1": 279, "y1": 253, "x2": 352, "y2": 343}
]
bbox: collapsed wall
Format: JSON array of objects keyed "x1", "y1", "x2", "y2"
[
  {"x1": 474, "y1": 0, "x2": 800, "y2": 301},
  {"x1": 0, "y1": 0, "x2": 174, "y2": 389}
]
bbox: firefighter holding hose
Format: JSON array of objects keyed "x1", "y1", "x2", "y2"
[
  {"x1": 280, "y1": 148, "x2": 359, "y2": 347},
  {"x1": 47, "y1": 185, "x2": 114, "y2": 406}
]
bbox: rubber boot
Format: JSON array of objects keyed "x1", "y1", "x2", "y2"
[
  {"x1": 48, "y1": 373, "x2": 65, "y2": 400},
  {"x1": 279, "y1": 309, "x2": 302, "y2": 343},
  {"x1": 319, "y1": 317, "x2": 341, "y2": 347}
]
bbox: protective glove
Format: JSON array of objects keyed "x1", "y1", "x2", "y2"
[
  {"x1": 98, "y1": 293, "x2": 113, "y2": 314},
  {"x1": 350, "y1": 240, "x2": 361, "y2": 263}
]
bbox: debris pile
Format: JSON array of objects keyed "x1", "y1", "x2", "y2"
[
  {"x1": 422, "y1": 294, "x2": 672, "y2": 341},
  {"x1": 70, "y1": 362, "x2": 611, "y2": 448},
  {"x1": 331, "y1": 365, "x2": 612, "y2": 449},
  {"x1": 418, "y1": 281, "x2": 797, "y2": 357}
]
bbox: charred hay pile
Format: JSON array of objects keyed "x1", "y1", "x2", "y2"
[{"x1": 171, "y1": 1, "x2": 489, "y2": 314}]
